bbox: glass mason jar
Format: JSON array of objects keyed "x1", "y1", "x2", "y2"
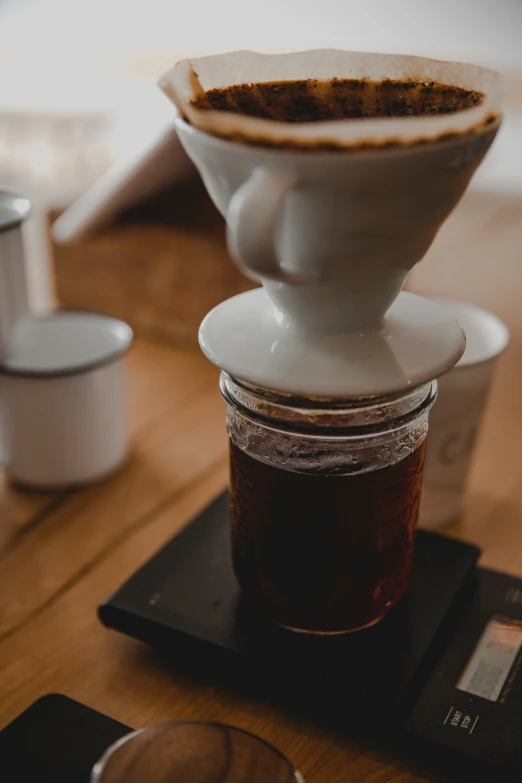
[{"x1": 221, "y1": 373, "x2": 437, "y2": 635}]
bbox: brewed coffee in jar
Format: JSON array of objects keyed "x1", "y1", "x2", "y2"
[{"x1": 223, "y1": 377, "x2": 436, "y2": 634}]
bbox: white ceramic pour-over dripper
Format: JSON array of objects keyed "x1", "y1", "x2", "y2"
[{"x1": 162, "y1": 51, "x2": 504, "y2": 397}]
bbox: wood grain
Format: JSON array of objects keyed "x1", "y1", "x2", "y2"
[
  {"x1": 0, "y1": 482, "x2": 63, "y2": 554},
  {"x1": 0, "y1": 188, "x2": 521, "y2": 783}
]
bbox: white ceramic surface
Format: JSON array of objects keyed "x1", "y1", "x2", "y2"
[
  {"x1": 0, "y1": 312, "x2": 133, "y2": 488},
  {"x1": 199, "y1": 288, "x2": 465, "y2": 398},
  {"x1": 176, "y1": 116, "x2": 499, "y2": 336},
  {"x1": 420, "y1": 300, "x2": 509, "y2": 531},
  {"x1": 471, "y1": 109, "x2": 522, "y2": 196}
]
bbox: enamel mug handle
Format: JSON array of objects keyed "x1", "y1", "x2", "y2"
[{"x1": 226, "y1": 168, "x2": 316, "y2": 284}]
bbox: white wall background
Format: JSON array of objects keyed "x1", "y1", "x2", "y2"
[
  {"x1": 0, "y1": 0, "x2": 520, "y2": 77},
  {"x1": 0, "y1": 0, "x2": 519, "y2": 312}
]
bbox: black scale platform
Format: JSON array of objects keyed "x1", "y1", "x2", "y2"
[
  {"x1": 99, "y1": 492, "x2": 522, "y2": 776},
  {"x1": 99, "y1": 493, "x2": 477, "y2": 714}
]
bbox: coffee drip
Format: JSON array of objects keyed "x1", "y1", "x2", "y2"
[
  {"x1": 160, "y1": 50, "x2": 504, "y2": 633},
  {"x1": 160, "y1": 49, "x2": 503, "y2": 398}
]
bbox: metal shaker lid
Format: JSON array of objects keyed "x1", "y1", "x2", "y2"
[{"x1": 0, "y1": 192, "x2": 31, "y2": 233}]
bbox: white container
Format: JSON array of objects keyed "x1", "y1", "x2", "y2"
[
  {"x1": 420, "y1": 300, "x2": 509, "y2": 531},
  {"x1": 0, "y1": 311, "x2": 133, "y2": 488}
]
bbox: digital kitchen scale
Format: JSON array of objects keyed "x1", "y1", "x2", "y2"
[{"x1": 100, "y1": 492, "x2": 522, "y2": 777}]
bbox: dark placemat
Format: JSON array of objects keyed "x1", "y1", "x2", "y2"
[{"x1": 0, "y1": 694, "x2": 131, "y2": 783}]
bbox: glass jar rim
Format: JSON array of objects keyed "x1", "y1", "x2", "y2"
[{"x1": 221, "y1": 374, "x2": 437, "y2": 438}]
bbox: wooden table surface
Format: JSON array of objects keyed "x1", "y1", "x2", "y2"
[{"x1": 1, "y1": 187, "x2": 522, "y2": 782}]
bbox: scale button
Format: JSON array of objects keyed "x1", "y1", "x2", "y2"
[{"x1": 443, "y1": 706, "x2": 480, "y2": 735}]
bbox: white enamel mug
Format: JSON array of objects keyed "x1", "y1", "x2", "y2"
[{"x1": 0, "y1": 312, "x2": 133, "y2": 488}]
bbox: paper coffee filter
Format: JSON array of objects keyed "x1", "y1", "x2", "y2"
[{"x1": 160, "y1": 49, "x2": 504, "y2": 149}]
